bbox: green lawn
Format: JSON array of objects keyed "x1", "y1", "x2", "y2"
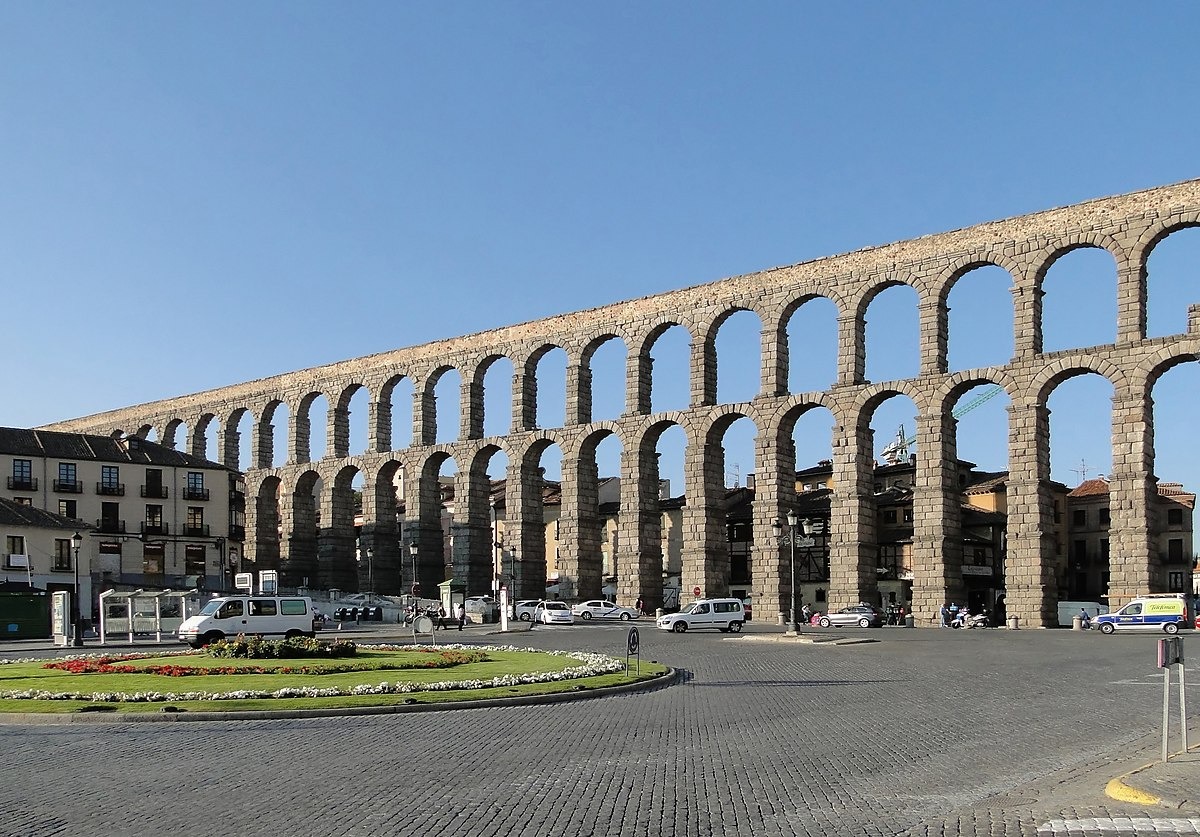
[{"x1": 0, "y1": 647, "x2": 668, "y2": 714}]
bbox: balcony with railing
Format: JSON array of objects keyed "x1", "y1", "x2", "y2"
[
  {"x1": 140, "y1": 485, "x2": 169, "y2": 499},
  {"x1": 228, "y1": 524, "x2": 246, "y2": 541},
  {"x1": 53, "y1": 479, "x2": 83, "y2": 493},
  {"x1": 140, "y1": 522, "x2": 170, "y2": 536},
  {"x1": 182, "y1": 524, "x2": 210, "y2": 537},
  {"x1": 6, "y1": 476, "x2": 37, "y2": 491},
  {"x1": 96, "y1": 518, "x2": 126, "y2": 534},
  {"x1": 182, "y1": 487, "x2": 210, "y2": 501},
  {"x1": 97, "y1": 482, "x2": 126, "y2": 496}
]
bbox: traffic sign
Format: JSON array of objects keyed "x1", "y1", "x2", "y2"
[
  {"x1": 626, "y1": 626, "x2": 641, "y2": 676},
  {"x1": 627, "y1": 626, "x2": 640, "y2": 655},
  {"x1": 693, "y1": 586, "x2": 701, "y2": 597}
]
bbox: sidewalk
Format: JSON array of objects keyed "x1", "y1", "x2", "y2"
[{"x1": 1107, "y1": 741, "x2": 1200, "y2": 814}]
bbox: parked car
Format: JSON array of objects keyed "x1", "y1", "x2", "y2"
[
  {"x1": 571, "y1": 600, "x2": 639, "y2": 621},
  {"x1": 465, "y1": 596, "x2": 500, "y2": 622},
  {"x1": 656, "y1": 598, "x2": 745, "y2": 633},
  {"x1": 535, "y1": 601, "x2": 574, "y2": 625},
  {"x1": 514, "y1": 600, "x2": 544, "y2": 622},
  {"x1": 817, "y1": 605, "x2": 885, "y2": 628}
]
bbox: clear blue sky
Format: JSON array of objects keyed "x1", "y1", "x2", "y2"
[{"x1": 2, "y1": 3, "x2": 1198, "y2": 493}]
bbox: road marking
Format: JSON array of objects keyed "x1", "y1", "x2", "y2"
[{"x1": 1039, "y1": 818, "x2": 1200, "y2": 834}]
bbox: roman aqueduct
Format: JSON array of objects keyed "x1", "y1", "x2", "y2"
[{"x1": 45, "y1": 180, "x2": 1200, "y2": 627}]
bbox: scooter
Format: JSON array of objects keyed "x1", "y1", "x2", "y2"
[{"x1": 963, "y1": 612, "x2": 989, "y2": 629}]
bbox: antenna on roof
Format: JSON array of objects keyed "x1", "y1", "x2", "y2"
[
  {"x1": 1071, "y1": 459, "x2": 1091, "y2": 483},
  {"x1": 727, "y1": 463, "x2": 741, "y2": 488}
]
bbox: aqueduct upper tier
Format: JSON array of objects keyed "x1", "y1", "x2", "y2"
[{"x1": 44, "y1": 179, "x2": 1200, "y2": 626}]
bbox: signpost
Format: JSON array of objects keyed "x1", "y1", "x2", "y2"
[
  {"x1": 626, "y1": 626, "x2": 640, "y2": 676},
  {"x1": 1157, "y1": 637, "x2": 1188, "y2": 762}
]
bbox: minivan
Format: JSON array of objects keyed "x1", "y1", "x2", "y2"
[
  {"x1": 178, "y1": 595, "x2": 319, "y2": 647},
  {"x1": 656, "y1": 598, "x2": 745, "y2": 633},
  {"x1": 1093, "y1": 594, "x2": 1194, "y2": 635}
]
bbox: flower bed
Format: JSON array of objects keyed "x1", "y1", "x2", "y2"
[{"x1": 0, "y1": 644, "x2": 627, "y2": 704}]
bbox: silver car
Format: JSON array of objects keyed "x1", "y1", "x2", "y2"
[
  {"x1": 571, "y1": 599, "x2": 639, "y2": 621},
  {"x1": 817, "y1": 605, "x2": 885, "y2": 628}
]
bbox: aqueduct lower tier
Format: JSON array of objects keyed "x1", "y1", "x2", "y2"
[{"x1": 44, "y1": 180, "x2": 1200, "y2": 627}]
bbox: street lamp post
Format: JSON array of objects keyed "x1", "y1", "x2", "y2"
[
  {"x1": 409, "y1": 542, "x2": 420, "y2": 600},
  {"x1": 366, "y1": 546, "x2": 374, "y2": 602},
  {"x1": 70, "y1": 532, "x2": 84, "y2": 647},
  {"x1": 228, "y1": 547, "x2": 238, "y2": 591},
  {"x1": 772, "y1": 511, "x2": 805, "y2": 634}
]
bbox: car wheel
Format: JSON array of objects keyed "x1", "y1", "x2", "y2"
[
  {"x1": 284, "y1": 629, "x2": 302, "y2": 639},
  {"x1": 1164, "y1": 622, "x2": 1180, "y2": 634},
  {"x1": 673, "y1": 621, "x2": 688, "y2": 633},
  {"x1": 519, "y1": 613, "x2": 531, "y2": 622},
  {"x1": 1100, "y1": 622, "x2": 1115, "y2": 635},
  {"x1": 858, "y1": 617, "x2": 870, "y2": 628},
  {"x1": 620, "y1": 612, "x2": 632, "y2": 621},
  {"x1": 202, "y1": 631, "x2": 225, "y2": 646},
  {"x1": 819, "y1": 617, "x2": 831, "y2": 628},
  {"x1": 580, "y1": 611, "x2": 592, "y2": 620},
  {"x1": 729, "y1": 621, "x2": 742, "y2": 633}
]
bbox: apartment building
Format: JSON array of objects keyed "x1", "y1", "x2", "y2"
[{"x1": 0, "y1": 428, "x2": 244, "y2": 614}]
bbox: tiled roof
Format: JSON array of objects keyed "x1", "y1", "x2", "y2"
[
  {"x1": 0, "y1": 427, "x2": 232, "y2": 471},
  {"x1": 1069, "y1": 478, "x2": 1111, "y2": 498},
  {"x1": 0, "y1": 496, "x2": 86, "y2": 531}
]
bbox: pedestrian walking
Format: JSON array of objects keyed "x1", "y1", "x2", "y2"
[
  {"x1": 435, "y1": 604, "x2": 446, "y2": 630},
  {"x1": 635, "y1": 596, "x2": 645, "y2": 616},
  {"x1": 455, "y1": 602, "x2": 466, "y2": 631}
]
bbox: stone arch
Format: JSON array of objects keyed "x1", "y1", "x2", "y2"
[
  {"x1": 1137, "y1": 221, "x2": 1200, "y2": 340},
  {"x1": 222, "y1": 407, "x2": 252, "y2": 470},
  {"x1": 699, "y1": 305, "x2": 763, "y2": 406},
  {"x1": 257, "y1": 398, "x2": 289, "y2": 469},
  {"x1": 778, "y1": 293, "x2": 842, "y2": 396},
  {"x1": 282, "y1": 469, "x2": 322, "y2": 588},
  {"x1": 192, "y1": 412, "x2": 217, "y2": 460},
  {"x1": 423, "y1": 364, "x2": 462, "y2": 445},
  {"x1": 411, "y1": 449, "x2": 459, "y2": 594},
  {"x1": 162, "y1": 418, "x2": 186, "y2": 450},
  {"x1": 467, "y1": 353, "x2": 514, "y2": 440},
  {"x1": 330, "y1": 381, "x2": 369, "y2": 459},
  {"x1": 251, "y1": 474, "x2": 282, "y2": 572},
  {"x1": 294, "y1": 390, "x2": 331, "y2": 463},
  {"x1": 855, "y1": 278, "x2": 922, "y2": 384},
  {"x1": 374, "y1": 372, "x2": 412, "y2": 452},
  {"x1": 320, "y1": 463, "x2": 362, "y2": 592},
  {"x1": 578, "y1": 332, "x2": 628, "y2": 424},
  {"x1": 935, "y1": 258, "x2": 1020, "y2": 375},
  {"x1": 631, "y1": 319, "x2": 695, "y2": 415},
  {"x1": 1032, "y1": 237, "x2": 1124, "y2": 353}
]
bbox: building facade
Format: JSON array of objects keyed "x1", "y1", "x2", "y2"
[{"x1": 0, "y1": 428, "x2": 243, "y2": 609}]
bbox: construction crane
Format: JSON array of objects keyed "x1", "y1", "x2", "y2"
[{"x1": 879, "y1": 385, "x2": 1005, "y2": 464}]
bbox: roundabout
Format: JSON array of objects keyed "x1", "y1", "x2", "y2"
[{"x1": 0, "y1": 637, "x2": 672, "y2": 721}]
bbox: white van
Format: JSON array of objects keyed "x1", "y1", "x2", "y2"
[
  {"x1": 1092, "y1": 594, "x2": 1194, "y2": 635},
  {"x1": 656, "y1": 598, "x2": 745, "y2": 633},
  {"x1": 178, "y1": 595, "x2": 318, "y2": 648}
]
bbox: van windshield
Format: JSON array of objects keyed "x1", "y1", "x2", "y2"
[
  {"x1": 681, "y1": 602, "x2": 704, "y2": 615},
  {"x1": 199, "y1": 600, "x2": 225, "y2": 616}
]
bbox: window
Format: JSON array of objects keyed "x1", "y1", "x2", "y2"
[
  {"x1": 217, "y1": 600, "x2": 244, "y2": 619},
  {"x1": 1073, "y1": 540, "x2": 1087, "y2": 561},
  {"x1": 5, "y1": 535, "x2": 27, "y2": 569},
  {"x1": 185, "y1": 544, "x2": 206, "y2": 579},
  {"x1": 186, "y1": 507, "x2": 206, "y2": 536},
  {"x1": 883, "y1": 510, "x2": 897, "y2": 524},
  {"x1": 280, "y1": 599, "x2": 308, "y2": 616},
  {"x1": 101, "y1": 465, "x2": 120, "y2": 491},
  {"x1": 58, "y1": 463, "x2": 76, "y2": 484},
  {"x1": 248, "y1": 599, "x2": 278, "y2": 616},
  {"x1": 53, "y1": 539, "x2": 72, "y2": 571},
  {"x1": 1168, "y1": 571, "x2": 1186, "y2": 593},
  {"x1": 145, "y1": 505, "x2": 164, "y2": 532},
  {"x1": 187, "y1": 472, "x2": 205, "y2": 492},
  {"x1": 143, "y1": 542, "x2": 165, "y2": 576},
  {"x1": 58, "y1": 499, "x2": 77, "y2": 518},
  {"x1": 1099, "y1": 507, "x2": 1110, "y2": 526},
  {"x1": 903, "y1": 509, "x2": 914, "y2": 523},
  {"x1": 1168, "y1": 539, "x2": 1184, "y2": 563},
  {"x1": 144, "y1": 468, "x2": 166, "y2": 498},
  {"x1": 9, "y1": 458, "x2": 33, "y2": 490},
  {"x1": 1168, "y1": 508, "x2": 1184, "y2": 526},
  {"x1": 13, "y1": 497, "x2": 31, "y2": 506},
  {"x1": 1073, "y1": 509, "x2": 1087, "y2": 527}
]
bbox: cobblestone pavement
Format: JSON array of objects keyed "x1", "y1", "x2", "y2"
[{"x1": 1, "y1": 625, "x2": 1196, "y2": 837}]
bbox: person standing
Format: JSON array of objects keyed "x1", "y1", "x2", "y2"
[
  {"x1": 455, "y1": 602, "x2": 466, "y2": 631},
  {"x1": 435, "y1": 604, "x2": 446, "y2": 630},
  {"x1": 635, "y1": 596, "x2": 645, "y2": 616}
]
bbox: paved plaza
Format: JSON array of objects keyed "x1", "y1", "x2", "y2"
[{"x1": 0, "y1": 623, "x2": 1196, "y2": 837}]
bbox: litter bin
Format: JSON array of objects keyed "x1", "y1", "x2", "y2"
[
  {"x1": 1006, "y1": 616, "x2": 1019, "y2": 630},
  {"x1": 904, "y1": 614, "x2": 915, "y2": 628}
]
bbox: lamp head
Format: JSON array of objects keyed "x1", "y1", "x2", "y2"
[
  {"x1": 71, "y1": 532, "x2": 83, "y2": 549},
  {"x1": 786, "y1": 510, "x2": 799, "y2": 528},
  {"x1": 771, "y1": 518, "x2": 782, "y2": 538},
  {"x1": 409, "y1": 542, "x2": 419, "y2": 556}
]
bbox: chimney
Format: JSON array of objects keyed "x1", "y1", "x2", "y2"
[{"x1": 745, "y1": 474, "x2": 755, "y2": 490}]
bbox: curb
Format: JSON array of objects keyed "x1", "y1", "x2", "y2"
[
  {"x1": 1105, "y1": 774, "x2": 1164, "y2": 807},
  {"x1": 0, "y1": 667, "x2": 680, "y2": 725}
]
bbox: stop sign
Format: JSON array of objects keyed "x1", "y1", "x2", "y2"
[{"x1": 693, "y1": 586, "x2": 701, "y2": 597}]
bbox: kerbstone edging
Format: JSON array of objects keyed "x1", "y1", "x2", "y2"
[{"x1": 0, "y1": 667, "x2": 680, "y2": 725}]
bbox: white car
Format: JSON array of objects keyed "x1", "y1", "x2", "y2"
[
  {"x1": 571, "y1": 600, "x2": 639, "y2": 621},
  {"x1": 535, "y1": 601, "x2": 574, "y2": 625},
  {"x1": 514, "y1": 600, "x2": 544, "y2": 621}
]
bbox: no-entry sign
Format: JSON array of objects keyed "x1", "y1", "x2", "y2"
[{"x1": 693, "y1": 586, "x2": 701, "y2": 597}]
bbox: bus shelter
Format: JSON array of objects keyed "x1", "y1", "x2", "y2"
[{"x1": 98, "y1": 589, "x2": 196, "y2": 645}]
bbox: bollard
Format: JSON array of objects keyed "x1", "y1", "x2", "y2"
[
  {"x1": 904, "y1": 614, "x2": 915, "y2": 628},
  {"x1": 1006, "y1": 616, "x2": 1019, "y2": 630},
  {"x1": 1072, "y1": 615, "x2": 1083, "y2": 631},
  {"x1": 655, "y1": 608, "x2": 664, "y2": 619}
]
